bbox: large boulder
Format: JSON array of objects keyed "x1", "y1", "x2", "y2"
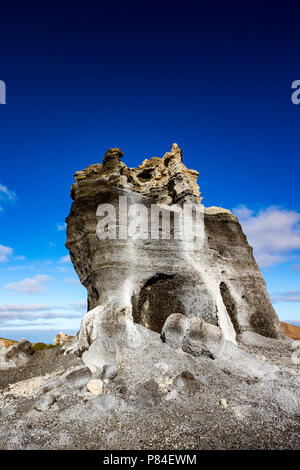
[
  {"x1": 65, "y1": 144, "x2": 283, "y2": 354},
  {"x1": 160, "y1": 313, "x2": 189, "y2": 349},
  {"x1": 182, "y1": 317, "x2": 225, "y2": 359},
  {"x1": 64, "y1": 365, "x2": 92, "y2": 391},
  {"x1": 0, "y1": 339, "x2": 34, "y2": 370},
  {"x1": 162, "y1": 313, "x2": 225, "y2": 359},
  {"x1": 82, "y1": 336, "x2": 119, "y2": 375}
]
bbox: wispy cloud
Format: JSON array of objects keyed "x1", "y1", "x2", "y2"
[
  {"x1": 64, "y1": 277, "x2": 81, "y2": 285},
  {"x1": 4, "y1": 274, "x2": 53, "y2": 294},
  {"x1": 0, "y1": 244, "x2": 13, "y2": 263},
  {"x1": 271, "y1": 290, "x2": 300, "y2": 303},
  {"x1": 59, "y1": 254, "x2": 71, "y2": 264},
  {"x1": 291, "y1": 264, "x2": 300, "y2": 271},
  {"x1": 56, "y1": 222, "x2": 67, "y2": 232},
  {"x1": 70, "y1": 301, "x2": 87, "y2": 311},
  {"x1": 2, "y1": 256, "x2": 73, "y2": 272},
  {"x1": 233, "y1": 205, "x2": 300, "y2": 267},
  {"x1": 0, "y1": 183, "x2": 17, "y2": 211},
  {"x1": 34, "y1": 274, "x2": 53, "y2": 282},
  {"x1": 0, "y1": 303, "x2": 83, "y2": 323},
  {"x1": 13, "y1": 255, "x2": 26, "y2": 261}
]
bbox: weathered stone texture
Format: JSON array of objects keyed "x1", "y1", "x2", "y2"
[{"x1": 65, "y1": 144, "x2": 283, "y2": 353}]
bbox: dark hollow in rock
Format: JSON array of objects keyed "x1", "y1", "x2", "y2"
[
  {"x1": 219, "y1": 282, "x2": 241, "y2": 334},
  {"x1": 132, "y1": 273, "x2": 184, "y2": 333},
  {"x1": 132, "y1": 273, "x2": 220, "y2": 334}
]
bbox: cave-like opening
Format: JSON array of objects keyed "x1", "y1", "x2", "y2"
[
  {"x1": 131, "y1": 273, "x2": 186, "y2": 333},
  {"x1": 219, "y1": 282, "x2": 241, "y2": 334}
]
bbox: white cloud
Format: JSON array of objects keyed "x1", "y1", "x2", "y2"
[
  {"x1": 64, "y1": 277, "x2": 81, "y2": 285},
  {"x1": 57, "y1": 222, "x2": 67, "y2": 231},
  {"x1": 0, "y1": 304, "x2": 52, "y2": 312},
  {"x1": 291, "y1": 264, "x2": 300, "y2": 271},
  {"x1": 271, "y1": 290, "x2": 300, "y2": 303},
  {"x1": 0, "y1": 303, "x2": 83, "y2": 323},
  {"x1": 0, "y1": 244, "x2": 13, "y2": 263},
  {"x1": 59, "y1": 254, "x2": 71, "y2": 264},
  {"x1": 0, "y1": 184, "x2": 17, "y2": 211},
  {"x1": 70, "y1": 301, "x2": 87, "y2": 311},
  {"x1": 4, "y1": 274, "x2": 53, "y2": 294},
  {"x1": 0, "y1": 184, "x2": 16, "y2": 201},
  {"x1": 233, "y1": 205, "x2": 300, "y2": 267},
  {"x1": 34, "y1": 274, "x2": 53, "y2": 282},
  {"x1": 13, "y1": 255, "x2": 26, "y2": 261},
  {"x1": 233, "y1": 205, "x2": 254, "y2": 219}
]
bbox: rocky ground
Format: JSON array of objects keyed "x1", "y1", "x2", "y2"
[{"x1": 0, "y1": 326, "x2": 299, "y2": 450}]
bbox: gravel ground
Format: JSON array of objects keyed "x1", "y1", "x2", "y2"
[{"x1": 0, "y1": 330, "x2": 299, "y2": 450}]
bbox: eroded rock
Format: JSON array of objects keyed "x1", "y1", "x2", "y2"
[
  {"x1": 64, "y1": 366, "x2": 92, "y2": 391},
  {"x1": 161, "y1": 313, "x2": 189, "y2": 349},
  {"x1": 87, "y1": 379, "x2": 103, "y2": 395},
  {"x1": 34, "y1": 393, "x2": 57, "y2": 412},
  {"x1": 0, "y1": 339, "x2": 35, "y2": 370},
  {"x1": 182, "y1": 317, "x2": 225, "y2": 359},
  {"x1": 103, "y1": 364, "x2": 118, "y2": 380},
  {"x1": 53, "y1": 332, "x2": 77, "y2": 346},
  {"x1": 4, "y1": 339, "x2": 34, "y2": 360},
  {"x1": 174, "y1": 371, "x2": 202, "y2": 397},
  {"x1": 161, "y1": 313, "x2": 225, "y2": 359},
  {"x1": 82, "y1": 336, "x2": 119, "y2": 373},
  {"x1": 65, "y1": 144, "x2": 283, "y2": 355}
]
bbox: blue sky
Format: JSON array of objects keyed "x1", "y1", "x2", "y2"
[{"x1": 0, "y1": 1, "x2": 300, "y2": 342}]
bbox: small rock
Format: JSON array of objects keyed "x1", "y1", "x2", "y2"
[
  {"x1": 87, "y1": 379, "x2": 103, "y2": 395},
  {"x1": 220, "y1": 398, "x2": 228, "y2": 408},
  {"x1": 174, "y1": 371, "x2": 201, "y2": 397},
  {"x1": 165, "y1": 390, "x2": 177, "y2": 401},
  {"x1": 64, "y1": 366, "x2": 92, "y2": 390},
  {"x1": 103, "y1": 364, "x2": 118, "y2": 380},
  {"x1": 34, "y1": 393, "x2": 56, "y2": 412},
  {"x1": 232, "y1": 406, "x2": 245, "y2": 421}
]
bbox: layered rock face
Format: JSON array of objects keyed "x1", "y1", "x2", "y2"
[{"x1": 65, "y1": 144, "x2": 283, "y2": 353}]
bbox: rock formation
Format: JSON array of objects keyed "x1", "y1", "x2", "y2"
[
  {"x1": 0, "y1": 339, "x2": 34, "y2": 370},
  {"x1": 0, "y1": 146, "x2": 299, "y2": 451},
  {"x1": 66, "y1": 144, "x2": 282, "y2": 353},
  {"x1": 53, "y1": 332, "x2": 76, "y2": 346}
]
